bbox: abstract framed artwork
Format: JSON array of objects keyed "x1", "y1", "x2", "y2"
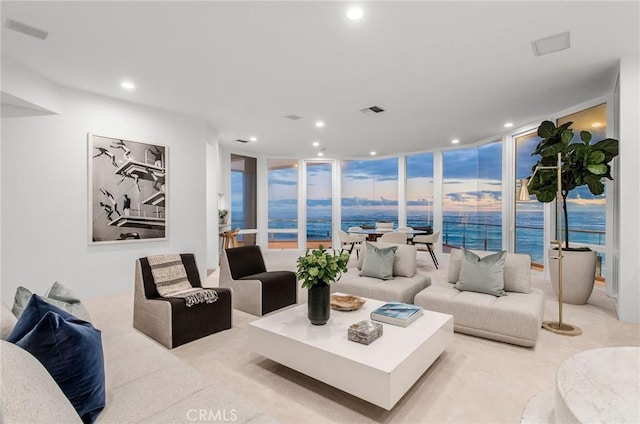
[{"x1": 88, "y1": 133, "x2": 168, "y2": 244}]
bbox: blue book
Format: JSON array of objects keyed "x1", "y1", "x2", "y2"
[{"x1": 370, "y1": 302, "x2": 423, "y2": 327}]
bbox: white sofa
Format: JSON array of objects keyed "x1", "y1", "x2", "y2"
[
  {"x1": 331, "y1": 241, "x2": 431, "y2": 304},
  {"x1": 0, "y1": 300, "x2": 277, "y2": 424},
  {"x1": 414, "y1": 248, "x2": 545, "y2": 347}
]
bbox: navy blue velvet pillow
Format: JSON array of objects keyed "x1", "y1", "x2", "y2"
[{"x1": 7, "y1": 295, "x2": 105, "y2": 424}]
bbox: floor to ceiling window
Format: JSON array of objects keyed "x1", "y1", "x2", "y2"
[
  {"x1": 306, "y1": 161, "x2": 333, "y2": 249},
  {"x1": 515, "y1": 131, "x2": 545, "y2": 265},
  {"x1": 406, "y1": 152, "x2": 434, "y2": 229},
  {"x1": 341, "y1": 158, "x2": 399, "y2": 230},
  {"x1": 442, "y1": 141, "x2": 502, "y2": 252},
  {"x1": 267, "y1": 159, "x2": 298, "y2": 249},
  {"x1": 557, "y1": 103, "x2": 608, "y2": 279},
  {"x1": 231, "y1": 154, "x2": 257, "y2": 246}
]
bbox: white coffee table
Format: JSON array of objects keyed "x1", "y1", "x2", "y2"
[{"x1": 248, "y1": 296, "x2": 453, "y2": 410}]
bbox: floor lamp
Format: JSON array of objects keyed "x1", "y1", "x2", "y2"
[{"x1": 518, "y1": 152, "x2": 582, "y2": 336}]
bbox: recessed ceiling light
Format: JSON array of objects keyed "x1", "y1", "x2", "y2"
[
  {"x1": 312, "y1": 141, "x2": 320, "y2": 147},
  {"x1": 346, "y1": 7, "x2": 364, "y2": 20},
  {"x1": 315, "y1": 121, "x2": 325, "y2": 128},
  {"x1": 504, "y1": 122, "x2": 514, "y2": 128},
  {"x1": 249, "y1": 136, "x2": 257, "y2": 142},
  {"x1": 370, "y1": 151, "x2": 377, "y2": 156},
  {"x1": 592, "y1": 122, "x2": 603, "y2": 128},
  {"x1": 451, "y1": 139, "x2": 460, "y2": 145},
  {"x1": 318, "y1": 152, "x2": 324, "y2": 157},
  {"x1": 121, "y1": 81, "x2": 135, "y2": 90}
]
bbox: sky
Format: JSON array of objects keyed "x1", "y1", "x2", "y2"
[{"x1": 234, "y1": 134, "x2": 607, "y2": 218}]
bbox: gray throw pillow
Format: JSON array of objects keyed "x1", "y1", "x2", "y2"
[
  {"x1": 12, "y1": 283, "x2": 91, "y2": 322},
  {"x1": 455, "y1": 249, "x2": 507, "y2": 297},
  {"x1": 359, "y1": 242, "x2": 397, "y2": 280}
]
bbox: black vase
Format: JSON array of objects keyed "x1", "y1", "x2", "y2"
[{"x1": 308, "y1": 283, "x2": 330, "y2": 325}]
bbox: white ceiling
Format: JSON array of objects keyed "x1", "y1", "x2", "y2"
[{"x1": 2, "y1": 1, "x2": 638, "y2": 158}]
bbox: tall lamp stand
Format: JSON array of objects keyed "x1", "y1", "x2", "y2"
[{"x1": 519, "y1": 153, "x2": 582, "y2": 336}]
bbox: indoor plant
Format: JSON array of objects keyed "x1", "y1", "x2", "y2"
[
  {"x1": 218, "y1": 209, "x2": 229, "y2": 225},
  {"x1": 526, "y1": 120, "x2": 619, "y2": 304},
  {"x1": 297, "y1": 245, "x2": 350, "y2": 325}
]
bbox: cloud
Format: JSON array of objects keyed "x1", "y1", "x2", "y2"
[
  {"x1": 342, "y1": 158, "x2": 398, "y2": 181},
  {"x1": 268, "y1": 177, "x2": 297, "y2": 186}
]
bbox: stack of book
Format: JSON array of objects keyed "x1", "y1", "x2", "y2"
[{"x1": 370, "y1": 302, "x2": 423, "y2": 327}]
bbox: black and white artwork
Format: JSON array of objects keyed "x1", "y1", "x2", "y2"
[{"x1": 88, "y1": 133, "x2": 167, "y2": 244}]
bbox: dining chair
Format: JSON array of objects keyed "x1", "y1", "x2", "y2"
[
  {"x1": 396, "y1": 226, "x2": 414, "y2": 244},
  {"x1": 413, "y1": 231, "x2": 440, "y2": 269},
  {"x1": 379, "y1": 232, "x2": 407, "y2": 244}
]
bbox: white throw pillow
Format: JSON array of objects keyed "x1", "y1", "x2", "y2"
[
  {"x1": 0, "y1": 341, "x2": 82, "y2": 423},
  {"x1": 1, "y1": 303, "x2": 17, "y2": 340}
]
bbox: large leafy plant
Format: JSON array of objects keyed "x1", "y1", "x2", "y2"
[
  {"x1": 527, "y1": 120, "x2": 619, "y2": 249},
  {"x1": 297, "y1": 245, "x2": 350, "y2": 289}
]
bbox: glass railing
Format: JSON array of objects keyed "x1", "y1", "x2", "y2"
[{"x1": 441, "y1": 219, "x2": 605, "y2": 277}]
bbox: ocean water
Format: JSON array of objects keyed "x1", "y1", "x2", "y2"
[{"x1": 234, "y1": 205, "x2": 606, "y2": 271}]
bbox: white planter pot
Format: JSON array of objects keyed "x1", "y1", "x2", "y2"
[{"x1": 547, "y1": 248, "x2": 597, "y2": 305}]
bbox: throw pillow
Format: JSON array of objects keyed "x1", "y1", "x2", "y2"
[
  {"x1": 447, "y1": 248, "x2": 532, "y2": 293},
  {"x1": 8, "y1": 295, "x2": 105, "y2": 424},
  {"x1": 455, "y1": 249, "x2": 507, "y2": 297},
  {"x1": 45, "y1": 281, "x2": 83, "y2": 304},
  {"x1": 1, "y1": 340, "x2": 83, "y2": 424},
  {"x1": 11, "y1": 283, "x2": 91, "y2": 322},
  {"x1": 1, "y1": 303, "x2": 17, "y2": 340},
  {"x1": 356, "y1": 242, "x2": 417, "y2": 278},
  {"x1": 359, "y1": 242, "x2": 397, "y2": 280}
]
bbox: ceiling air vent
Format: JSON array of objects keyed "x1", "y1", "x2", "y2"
[
  {"x1": 532, "y1": 31, "x2": 570, "y2": 57},
  {"x1": 360, "y1": 106, "x2": 385, "y2": 115},
  {"x1": 284, "y1": 114, "x2": 303, "y2": 121},
  {"x1": 234, "y1": 139, "x2": 249, "y2": 144},
  {"x1": 4, "y1": 19, "x2": 49, "y2": 40}
]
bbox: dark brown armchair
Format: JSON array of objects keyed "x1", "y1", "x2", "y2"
[
  {"x1": 133, "y1": 253, "x2": 232, "y2": 348},
  {"x1": 219, "y1": 246, "x2": 297, "y2": 316}
]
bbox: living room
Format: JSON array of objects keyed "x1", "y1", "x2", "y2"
[{"x1": 1, "y1": 1, "x2": 639, "y2": 423}]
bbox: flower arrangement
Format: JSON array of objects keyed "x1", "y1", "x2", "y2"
[{"x1": 297, "y1": 245, "x2": 350, "y2": 289}]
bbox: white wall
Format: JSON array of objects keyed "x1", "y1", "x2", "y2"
[
  {"x1": 1, "y1": 65, "x2": 217, "y2": 305},
  {"x1": 616, "y1": 55, "x2": 640, "y2": 323}
]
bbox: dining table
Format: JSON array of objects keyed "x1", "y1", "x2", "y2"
[{"x1": 350, "y1": 228, "x2": 428, "y2": 241}]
